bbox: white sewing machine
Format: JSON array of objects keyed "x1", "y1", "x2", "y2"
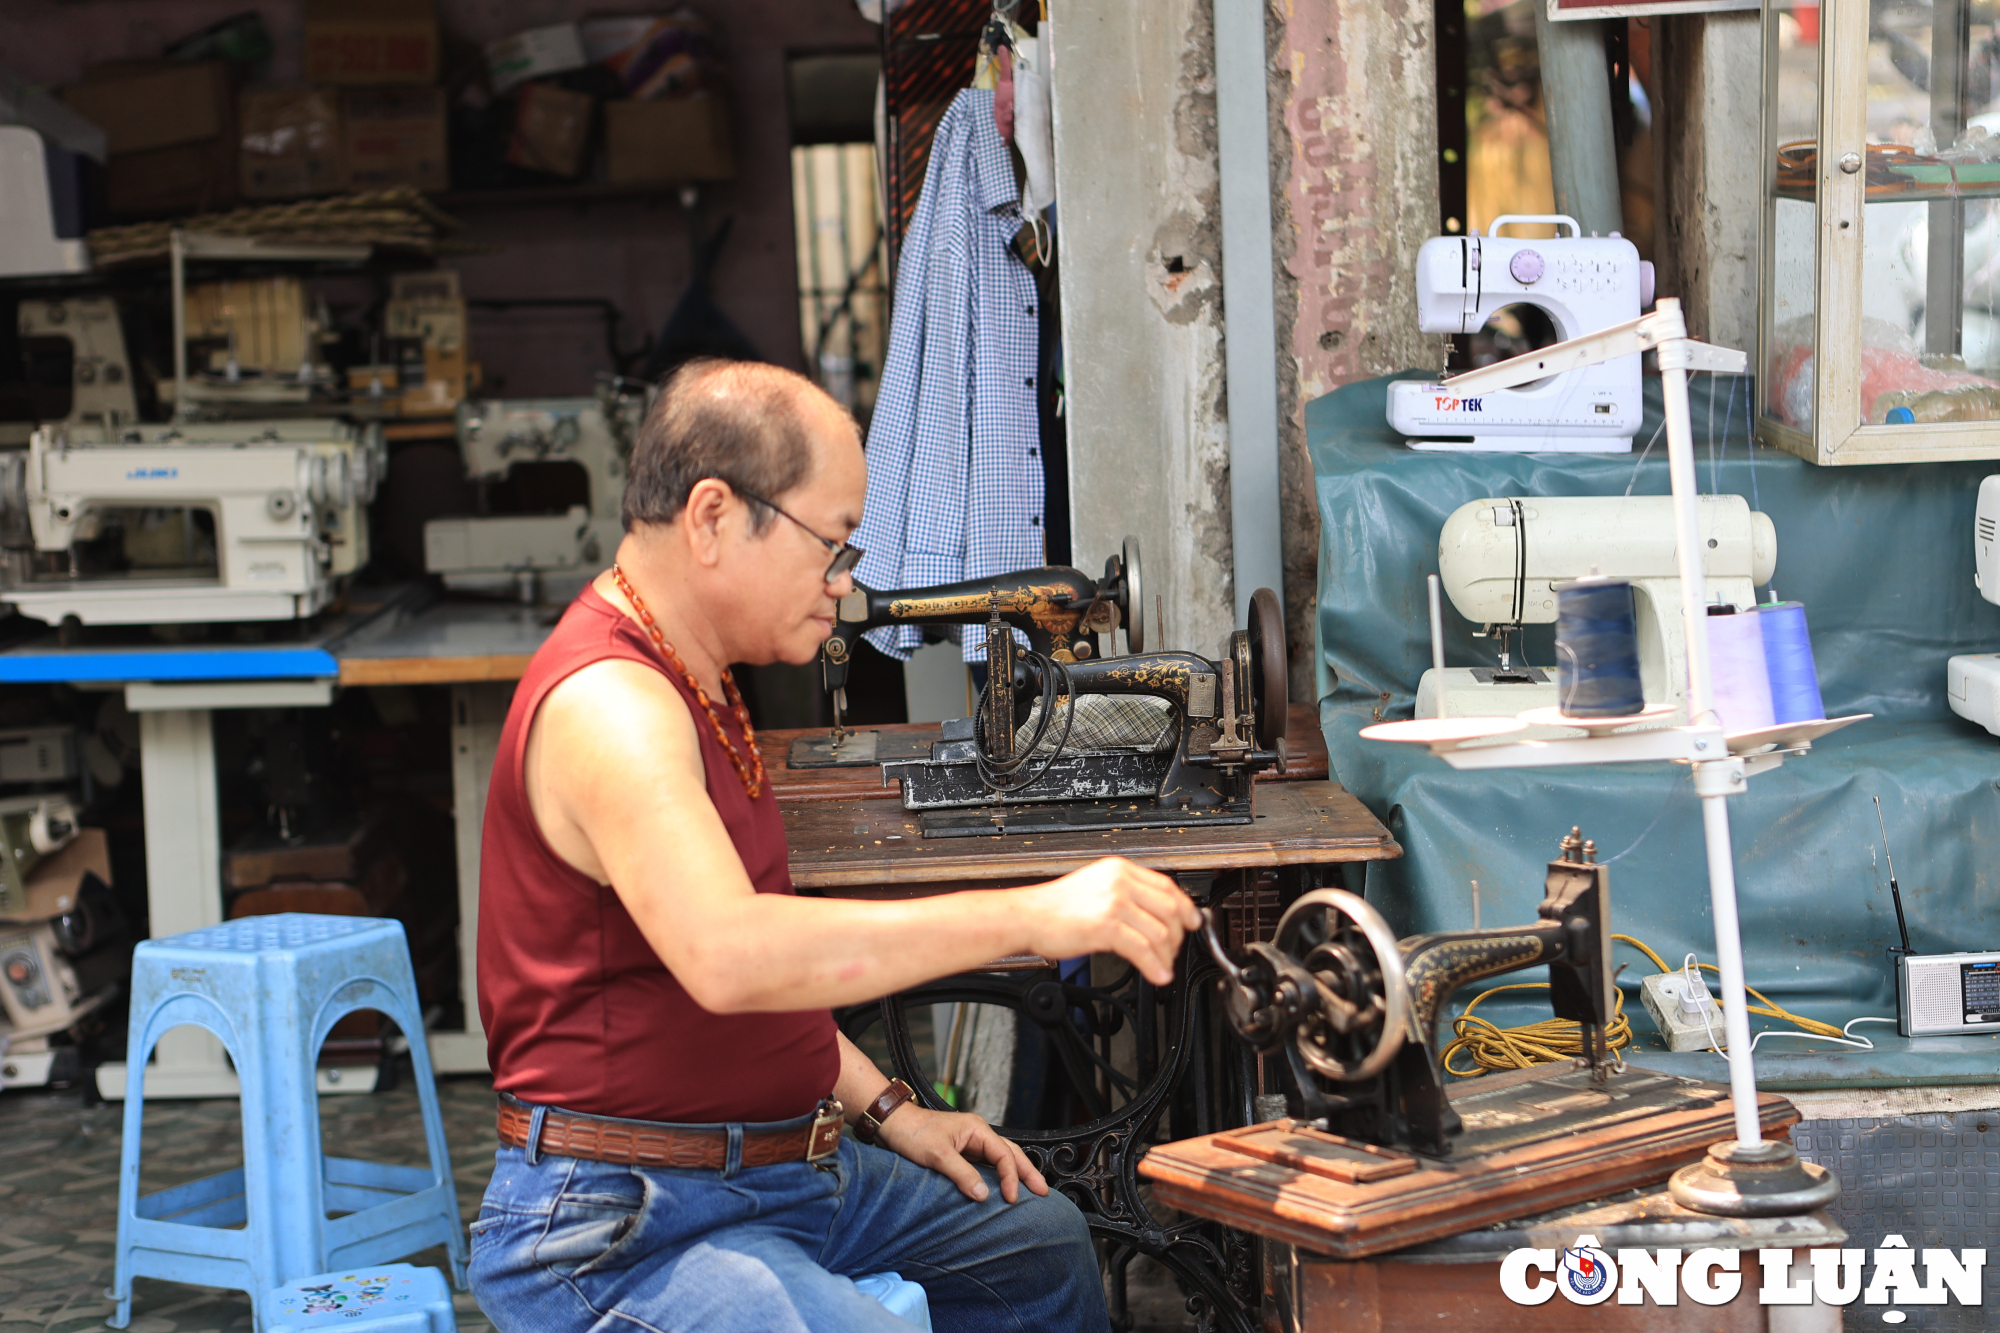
[
  {"x1": 1948, "y1": 476, "x2": 2000, "y2": 734},
  {"x1": 17, "y1": 296, "x2": 139, "y2": 435},
  {"x1": 423, "y1": 392, "x2": 642, "y2": 600},
  {"x1": 0, "y1": 125, "x2": 94, "y2": 279},
  {"x1": 1387, "y1": 215, "x2": 1653, "y2": 452},
  {"x1": 0, "y1": 418, "x2": 383, "y2": 625},
  {"x1": 1417, "y1": 494, "x2": 1777, "y2": 721}
]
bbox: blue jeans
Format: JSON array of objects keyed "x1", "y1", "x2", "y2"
[{"x1": 468, "y1": 1107, "x2": 1111, "y2": 1333}]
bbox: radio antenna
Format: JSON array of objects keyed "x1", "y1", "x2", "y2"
[{"x1": 1873, "y1": 796, "x2": 1913, "y2": 955}]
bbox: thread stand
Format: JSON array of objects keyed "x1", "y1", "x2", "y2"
[{"x1": 1363, "y1": 299, "x2": 1846, "y2": 1217}]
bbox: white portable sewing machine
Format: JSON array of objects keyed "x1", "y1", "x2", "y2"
[
  {"x1": 1418, "y1": 494, "x2": 1777, "y2": 721},
  {"x1": 1948, "y1": 476, "x2": 2000, "y2": 734},
  {"x1": 0, "y1": 418, "x2": 383, "y2": 625},
  {"x1": 423, "y1": 391, "x2": 643, "y2": 600},
  {"x1": 1387, "y1": 216, "x2": 1653, "y2": 452}
]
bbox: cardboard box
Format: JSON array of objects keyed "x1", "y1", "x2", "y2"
[
  {"x1": 62, "y1": 61, "x2": 238, "y2": 217},
  {"x1": 343, "y1": 87, "x2": 447, "y2": 192},
  {"x1": 605, "y1": 96, "x2": 733, "y2": 185},
  {"x1": 304, "y1": 0, "x2": 439, "y2": 86},
  {"x1": 508, "y1": 83, "x2": 593, "y2": 178},
  {"x1": 60, "y1": 61, "x2": 230, "y2": 155},
  {"x1": 239, "y1": 87, "x2": 343, "y2": 199},
  {"x1": 103, "y1": 140, "x2": 238, "y2": 217},
  {"x1": 486, "y1": 23, "x2": 588, "y2": 96}
]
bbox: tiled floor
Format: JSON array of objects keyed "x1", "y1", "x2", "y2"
[
  {"x1": 0, "y1": 1073, "x2": 499, "y2": 1333},
  {"x1": 0, "y1": 1072, "x2": 1197, "y2": 1332}
]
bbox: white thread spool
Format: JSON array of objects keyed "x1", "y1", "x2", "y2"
[{"x1": 1704, "y1": 606, "x2": 1774, "y2": 733}]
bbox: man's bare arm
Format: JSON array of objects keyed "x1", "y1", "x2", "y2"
[{"x1": 525, "y1": 658, "x2": 1200, "y2": 1014}]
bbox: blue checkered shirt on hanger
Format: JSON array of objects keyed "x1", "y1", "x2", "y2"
[{"x1": 853, "y1": 87, "x2": 1045, "y2": 663}]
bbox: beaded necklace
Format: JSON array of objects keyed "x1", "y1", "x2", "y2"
[{"x1": 610, "y1": 564, "x2": 766, "y2": 800}]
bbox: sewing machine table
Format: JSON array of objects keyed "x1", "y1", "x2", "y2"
[{"x1": 786, "y1": 780, "x2": 1398, "y2": 1333}]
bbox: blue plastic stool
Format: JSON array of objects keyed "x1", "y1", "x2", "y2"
[
  {"x1": 854, "y1": 1272, "x2": 932, "y2": 1329},
  {"x1": 261, "y1": 1263, "x2": 456, "y2": 1332},
  {"x1": 112, "y1": 915, "x2": 466, "y2": 1330}
]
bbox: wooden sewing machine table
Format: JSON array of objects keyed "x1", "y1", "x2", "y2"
[{"x1": 769, "y1": 714, "x2": 1394, "y2": 1333}]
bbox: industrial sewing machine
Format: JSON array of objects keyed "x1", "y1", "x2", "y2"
[
  {"x1": 1139, "y1": 825, "x2": 1798, "y2": 1257},
  {"x1": 1387, "y1": 216, "x2": 1652, "y2": 452},
  {"x1": 0, "y1": 418, "x2": 383, "y2": 626},
  {"x1": 1418, "y1": 494, "x2": 1777, "y2": 721},
  {"x1": 423, "y1": 390, "x2": 644, "y2": 601},
  {"x1": 789, "y1": 537, "x2": 1145, "y2": 766},
  {"x1": 17, "y1": 297, "x2": 139, "y2": 436},
  {"x1": 879, "y1": 585, "x2": 1285, "y2": 836}
]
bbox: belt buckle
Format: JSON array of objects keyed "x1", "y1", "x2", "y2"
[{"x1": 807, "y1": 1098, "x2": 844, "y2": 1165}]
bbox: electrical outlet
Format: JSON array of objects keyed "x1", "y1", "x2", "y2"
[{"x1": 1640, "y1": 971, "x2": 1727, "y2": 1052}]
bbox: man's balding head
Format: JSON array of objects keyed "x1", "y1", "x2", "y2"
[{"x1": 622, "y1": 358, "x2": 858, "y2": 533}]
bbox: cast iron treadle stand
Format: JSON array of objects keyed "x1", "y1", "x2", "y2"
[{"x1": 844, "y1": 872, "x2": 1286, "y2": 1333}]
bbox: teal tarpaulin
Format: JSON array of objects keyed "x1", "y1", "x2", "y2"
[{"x1": 1310, "y1": 372, "x2": 2000, "y2": 1088}]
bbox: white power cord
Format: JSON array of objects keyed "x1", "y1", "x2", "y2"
[{"x1": 1748, "y1": 1014, "x2": 1897, "y2": 1053}]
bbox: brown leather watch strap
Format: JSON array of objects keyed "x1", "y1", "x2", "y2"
[{"x1": 855, "y1": 1077, "x2": 917, "y2": 1145}]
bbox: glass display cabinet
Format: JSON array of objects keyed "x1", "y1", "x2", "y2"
[{"x1": 1761, "y1": 0, "x2": 2000, "y2": 463}]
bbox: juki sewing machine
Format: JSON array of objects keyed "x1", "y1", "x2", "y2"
[
  {"x1": 1139, "y1": 825, "x2": 1797, "y2": 1257},
  {"x1": 788, "y1": 537, "x2": 1145, "y2": 767},
  {"x1": 0, "y1": 418, "x2": 383, "y2": 625},
  {"x1": 1418, "y1": 494, "x2": 1777, "y2": 721},
  {"x1": 1387, "y1": 216, "x2": 1652, "y2": 452},
  {"x1": 422, "y1": 389, "x2": 645, "y2": 602},
  {"x1": 879, "y1": 585, "x2": 1286, "y2": 836}
]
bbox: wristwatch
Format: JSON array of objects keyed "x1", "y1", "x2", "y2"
[{"x1": 854, "y1": 1077, "x2": 917, "y2": 1144}]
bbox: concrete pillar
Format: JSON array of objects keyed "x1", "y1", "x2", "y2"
[
  {"x1": 1654, "y1": 11, "x2": 1761, "y2": 352},
  {"x1": 1055, "y1": 0, "x2": 1439, "y2": 687},
  {"x1": 1051, "y1": 0, "x2": 1236, "y2": 660},
  {"x1": 1534, "y1": 10, "x2": 1626, "y2": 236},
  {"x1": 1277, "y1": 0, "x2": 1439, "y2": 694}
]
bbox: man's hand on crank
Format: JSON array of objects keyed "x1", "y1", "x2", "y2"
[{"x1": 1020, "y1": 857, "x2": 1203, "y2": 987}]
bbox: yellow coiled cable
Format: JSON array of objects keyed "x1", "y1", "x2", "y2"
[{"x1": 1438, "y1": 933, "x2": 1843, "y2": 1078}]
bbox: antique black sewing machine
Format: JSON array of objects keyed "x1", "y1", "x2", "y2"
[
  {"x1": 1204, "y1": 826, "x2": 1616, "y2": 1155},
  {"x1": 1141, "y1": 826, "x2": 1801, "y2": 1258},
  {"x1": 879, "y1": 585, "x2": 1288, "y2": 837},
  {"x1": 788, "y1": 539, "x2": 1144, "y2": 767}
]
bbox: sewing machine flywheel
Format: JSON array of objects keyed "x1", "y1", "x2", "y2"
[
  {"x1": 1246, "y1": 586, "x2": 1287, "y2": 748},
  {"x1": 1273, "y1": 890, "x2": 1409, "y2": 1083}
]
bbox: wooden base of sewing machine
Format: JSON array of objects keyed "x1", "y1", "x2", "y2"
[
  {"x1": 1140, "y1": 1060, "x2": 1801, "y2": 1259},
  {"x1": 1272, "y1": 1244, "x2": 1833, "y2": 1333}
]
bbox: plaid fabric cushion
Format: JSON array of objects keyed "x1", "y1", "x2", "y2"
[{"x1": 1013, "y1": 694, "x2": 1177, "y2": 754}]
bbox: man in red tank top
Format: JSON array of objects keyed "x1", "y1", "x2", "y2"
[{"x1": 470, "y1": 359, "x2": 1199, "y2": 1333}]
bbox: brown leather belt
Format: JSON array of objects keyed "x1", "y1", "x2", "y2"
[{"x1": 496, "y1": 1096, "x2": 845, "y2": 1170}]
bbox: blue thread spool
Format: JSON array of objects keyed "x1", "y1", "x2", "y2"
[
  {"x1": 1758, "y1": 600, "x2": 1825, "y2": 723},
  {"x1": 1706, "y1": 605, "x2": 1775, "y2": 733},
  {"x1": 1554, "y1": 578, "x2": 1643, "y2": 718}
]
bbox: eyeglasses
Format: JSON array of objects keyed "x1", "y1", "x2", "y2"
[{"x1": 731, "y1": 484, "x2": 865, "y2": 582}]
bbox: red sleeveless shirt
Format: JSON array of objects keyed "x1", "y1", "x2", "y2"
[{"x1": 477, "y1": 584, "x2": 839, "y2": 1123}]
